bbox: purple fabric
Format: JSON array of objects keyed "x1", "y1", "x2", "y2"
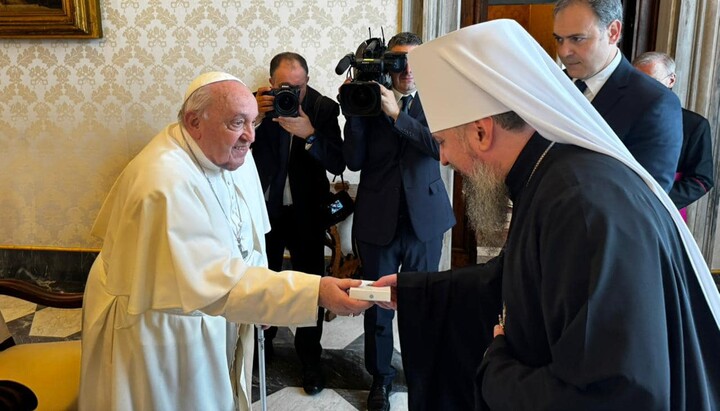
[{"x1": 675, "y1": 172, "x2": 687, "y2": 221}]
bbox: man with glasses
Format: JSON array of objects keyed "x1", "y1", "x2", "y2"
[
  {"x1": 553, "y1": 0, "x2": 683, "y2": 192},
  {"x1": 632, "y1": 51, "x2": 715, "y2": 217},
  {"x1": 253, "y1": 52, "x2": 345, "y2": 395}
]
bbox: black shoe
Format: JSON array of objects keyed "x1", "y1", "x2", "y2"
[
  {"x1": 302, "y1": 366, "x2": 325, "y2": 395},
  {"x1": 367, "y1": 382, "x2": 392, "y2": 411}
]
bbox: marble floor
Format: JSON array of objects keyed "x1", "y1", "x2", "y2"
[
  {"x1": 0, "y1": 294, "x2": 408, "y2": 411},
  {"x1": 3, "y1": 262, "x2": 720, "y2": 410}
]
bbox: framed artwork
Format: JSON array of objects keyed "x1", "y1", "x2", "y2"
[{"x1": 0, "y1": 0, "x2": 102, "y2": 39}]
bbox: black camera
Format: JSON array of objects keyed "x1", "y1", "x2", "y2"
[
  {"x1": 264, "y1": 85, "x2": 300, "y2": 117},
  {"x1": 335, "y1": 32, "x2": 408, "y2": 116}
]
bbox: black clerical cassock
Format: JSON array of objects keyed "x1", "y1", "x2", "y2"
[{"x1": 396, "y1": 134, "x2": 720, "y2": 411}]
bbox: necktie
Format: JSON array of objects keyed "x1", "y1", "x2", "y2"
[
  {"x1": 400, "y1": 94, "x2": 413, "y2": 113},
  {"x1": 574, "y1": 79, "x2": 588, "y2": 94}
]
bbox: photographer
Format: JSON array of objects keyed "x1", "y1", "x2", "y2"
[
  {"x1": 252, "y1": 52, "x2": 345, "y2": 396},
  {"x1": 341, "y1": 32, "x2": 455, "y2": 411}
]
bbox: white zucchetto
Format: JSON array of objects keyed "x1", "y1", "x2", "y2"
[{"x1": 183, "y1": 71, "x2": 245, "y2": 103}]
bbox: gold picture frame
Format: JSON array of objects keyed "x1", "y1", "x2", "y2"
[{"x1": 0, "y1": 0, "x2": 102, "y2": 39}]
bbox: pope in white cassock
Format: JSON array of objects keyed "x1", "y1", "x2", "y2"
[{"x1": 79, "y1": 72, "x2": 371, "y2": 410}]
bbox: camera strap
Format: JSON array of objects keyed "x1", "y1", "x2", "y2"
[{"x1": 312, "y1": 94, "x2": 323, "y2": 125}]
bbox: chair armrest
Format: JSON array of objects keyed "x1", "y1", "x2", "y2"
[{"x1": 0, "y1": 280, "x2": 83, "y2": 309}]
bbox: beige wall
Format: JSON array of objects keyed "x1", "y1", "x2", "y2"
[{"x1": 0, "y1": 0, "x2": 399, "y2": 248}]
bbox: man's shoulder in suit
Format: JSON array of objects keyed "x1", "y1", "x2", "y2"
[{"x1": 609, "y1": 56, "x2": 679, "y2": 105}]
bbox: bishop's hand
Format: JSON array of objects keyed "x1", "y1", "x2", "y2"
[{"x1": 371, "y1": 274, "x2": 398, "y2": 310}]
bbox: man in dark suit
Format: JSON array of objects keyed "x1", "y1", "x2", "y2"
[
  {"x1": 632, "y1": 51, "x2": 715, "y2": 215},
  {"x1": 553, "y1": 0, "x2": 683, "y2": 192},
  {"x1": 252, "y1": 52, "x2": 345, "y2": 395},
  {"x1": 342, "y1": 32, "x2": 456, "y2": 411}
]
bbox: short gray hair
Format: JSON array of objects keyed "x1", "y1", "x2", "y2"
[
  {"x1": 554, "y1": 0, "x2": 623, "y2": 29},
  {"x1": 177, "y1": 85, "x2": 214, "y2": 125},
  {"x1": 632, "y1": 51, "x2": 676, "y2": 74}
]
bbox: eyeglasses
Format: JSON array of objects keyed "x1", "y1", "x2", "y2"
[{"x1": 659, "y1": 72, "x2": 676, "y2": 82}]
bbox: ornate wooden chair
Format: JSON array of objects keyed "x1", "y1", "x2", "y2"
[
  {"x1": 324, "y1": 225, "x2": 362, "y2": 322},
  {"x1": 0, "y1": 279, "x2": 83, "y2": 411}
]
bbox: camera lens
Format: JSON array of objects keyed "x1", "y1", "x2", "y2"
[
  {"x1": 272, "y1": 89, "x2": 299, "y2": 117},
  {"x1": 276, "y1": 94, "x2": 294, "y2": 112},
  {"x1": 339, "y1": 82, "x2": 382, "y2": 116},
  {"x1": 350, "y1": 86, "x2": 377, "y2": 108}
]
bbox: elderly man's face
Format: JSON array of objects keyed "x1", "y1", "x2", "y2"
[
  {"x1": 196, "y1": 81, "x2": 258, "y2": 171},
  {"x1": 634, "y1": 61, "x2": 676, "y2": 88},
  {"x1": 553, "y1": 2, "x2": 620, "y2": 80}
]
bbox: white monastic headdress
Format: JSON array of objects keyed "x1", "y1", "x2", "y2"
[
  {"x1": 183, "y1": 71, "x2": 245, "y2": 103},
  {"x1": 409, "y1": 19, "x2": 720, "y2": 327}
]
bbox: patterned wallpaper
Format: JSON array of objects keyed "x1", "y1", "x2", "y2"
[{"x1": 0, "y1": 0, "x2": 399, "y2": 248}]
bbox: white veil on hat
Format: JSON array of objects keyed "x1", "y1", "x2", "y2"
[{"x1": 409, "y1": 19, "x2": 720, "y2": 328}]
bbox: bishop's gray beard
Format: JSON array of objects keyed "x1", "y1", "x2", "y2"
[{"x1": 463, "y1": 161, "x2": 509, "y2": 248}]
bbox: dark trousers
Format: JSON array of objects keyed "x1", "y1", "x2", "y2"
[
  {"x1": 265, "y1": 204, "x2": 326, "y2": 368},
  {"x1": 356, "y1": 217, "x2": 443, "y2": 385}
]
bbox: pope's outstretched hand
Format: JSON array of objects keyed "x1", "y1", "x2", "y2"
[{"x1": 318, "y1": 277, "x2": 373, "y2": 316}]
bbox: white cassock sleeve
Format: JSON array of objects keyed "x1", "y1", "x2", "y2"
[{"x1": 92, "y1": 130, "x2": 319, "y2": 326}]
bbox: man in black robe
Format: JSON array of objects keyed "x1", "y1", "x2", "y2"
[{"x1": 374, "y1": 20, "x2": 720, "y2": 411}]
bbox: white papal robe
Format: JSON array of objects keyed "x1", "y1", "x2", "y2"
[{"x1": 79, "y1": 123, "x2": 321, "y2": 411}]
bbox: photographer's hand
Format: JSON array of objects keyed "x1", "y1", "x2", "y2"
[
  {"x1": 377, "y1": 83, "x2": 401, "y2": 121},
  {"x1": 274, "y1": 106, "x2": 315, "y2": 139},
  {"x1": 255, "y1": 86, "x2": 274, "y2": 124}
]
